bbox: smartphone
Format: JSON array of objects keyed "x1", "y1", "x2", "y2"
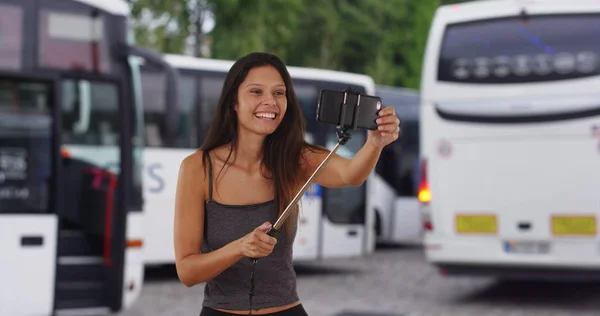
[{"x1": 316, "y1": 89, "x2": 382, "y2": 130}]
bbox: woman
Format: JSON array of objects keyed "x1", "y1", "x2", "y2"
[{"x1": 173, "y1": 52, "x2": 400, "y2": 316}]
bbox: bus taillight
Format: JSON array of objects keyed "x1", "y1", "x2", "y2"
[{"x1": 418, "y1": 158, "x2": 431, "y2": 204}]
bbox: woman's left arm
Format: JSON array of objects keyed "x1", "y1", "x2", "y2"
[{"x1": 303, "y1": 106, "x2": 401, "y2": 188}]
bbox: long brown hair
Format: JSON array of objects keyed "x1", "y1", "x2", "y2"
[{"x1": 201, "y1": 52, "x2": 323, "y2": 234}]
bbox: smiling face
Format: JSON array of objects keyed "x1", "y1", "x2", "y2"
[{"x1": 235, "y1": 65, "x2": 288, "y2": 136}]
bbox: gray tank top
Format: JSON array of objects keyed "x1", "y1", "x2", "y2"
[{"x1": 201, "y1": 153, "x2": 300, "y2": 311}]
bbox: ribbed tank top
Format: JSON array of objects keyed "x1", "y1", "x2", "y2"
[{"x1": 201, "y1": 153, "x2": 300, "y2": 311}]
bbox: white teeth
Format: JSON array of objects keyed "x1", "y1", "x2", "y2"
[{"x1": 255, "y1": 112, "x2": 276, "y2": 119}]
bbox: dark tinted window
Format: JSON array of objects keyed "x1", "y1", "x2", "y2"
[
  {"x1": 61, "y1": 79, "x2": 120, "y2": 147},
  {"x1": 198, "y1": 74, "x2": 226, "y2": 143},
  {"x1": 375, "y1": 86, "x2": 419, "y2": 196},
  {"x1": 141, "y1": 71, "x2": 197, "y2": 148},
  {"x1": 38, "y1": 9, "x2": 111, "y2": 73},
  {"x1": 0, "y1": 3, "x2": 23, "y2": 70},
  {"x1": 323, "y1": 124, "x2": 367, "y2": 223},
  {"x1": 0, "y1": 79, "x2": 52, "y2": 213},
  {"x1": 438, "y1": 14, "x2": 600, "y2": 84},
  {"x1": 293, "y1": 83, "x2": 322, "y2": 144},
  {"x1": 175, "y1": 75, "x2": 197, "y2": 148}
]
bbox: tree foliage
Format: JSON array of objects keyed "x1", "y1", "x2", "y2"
[{"x1": 126, "y1": 0, "x2": 475, "y2": 89}]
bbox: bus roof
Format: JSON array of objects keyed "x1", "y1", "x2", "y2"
[
  {"x1": 72, "y1": 0, "x2": 130, "y2": 16},
  {"x1": 436, "y1": 0, "x2": 600, "y2": 24},
  {"x1": 163, "y1": 54, "x2": 376, "y2": 92}
]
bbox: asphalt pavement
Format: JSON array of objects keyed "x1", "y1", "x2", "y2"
[{"x1": 116, "y1": 245, "x2": 600, "y2": 316}]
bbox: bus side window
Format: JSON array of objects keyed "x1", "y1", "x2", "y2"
[
  {"x1": 0, "y1": 4, "x2": 23, "y2": 70},
  {"x1": 140, "y1": 71, "x2": 167, "y2": 147},
  {"x1": 61, "y1": 79, "x2": 120, "y2": 147},
  {"x1": 198, "y1": 75, "x2": 226, "y2": 143},
  {"x1": 176, "y1": 75, "x2": 196, "y2": 148}
]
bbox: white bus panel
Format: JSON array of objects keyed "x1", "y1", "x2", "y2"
[{"x1": 420, "y1": 0, "x2": 600, "y2": 279}]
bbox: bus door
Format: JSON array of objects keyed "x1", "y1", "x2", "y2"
[
  {"x1": 57, "y1": 74, "x2": 129, "y2": 312},
  {"x1": 0, "y1": 72, "x2": 57, "y2": 316}
]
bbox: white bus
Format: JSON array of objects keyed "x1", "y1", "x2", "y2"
[
  {"x1": 139, "y1": 54, "x2": 378, "y2": 266},
  {"x1": 0, "y1": 0, "x2": 179, "y2": 314},
  {"x1": 420, "y1": 0, "x2": 600, "y2": 279},
  {"x1": 372, "y1": 85, "x2": 422, "y2": 245}
]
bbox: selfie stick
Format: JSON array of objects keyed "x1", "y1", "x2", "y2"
[
  {"x1": 260, "y1": 87, "x2": 359, "y2": 240},
  {"x1": 265, "y1": 129, "x2": 350, "y2": 237},
  {"x1": 247, "y1": 87, "x2": 359, "y2": 315}
]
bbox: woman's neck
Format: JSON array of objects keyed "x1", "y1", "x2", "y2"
[{"x1": 232, "y1": 132, "x2": 265, "y2": 171}]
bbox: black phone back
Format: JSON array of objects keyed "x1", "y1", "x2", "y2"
[{"x1": 317, "y1": 89, "x2": 381, "y2": 130}]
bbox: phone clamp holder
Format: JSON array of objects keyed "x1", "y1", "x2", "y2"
[{"x1": 246, "y1": 86, "x2": 362, "y2": 315}]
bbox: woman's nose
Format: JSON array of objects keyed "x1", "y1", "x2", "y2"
[{"x1": 262, "y1": 94, "x2": 276, "y2": 105}]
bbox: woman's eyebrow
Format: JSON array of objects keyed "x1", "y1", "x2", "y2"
[{"x1": 245, "y1": 83, "x2": 286, "y2": 88}]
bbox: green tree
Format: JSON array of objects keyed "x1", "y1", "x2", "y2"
[
  {"x1": 126, "y1": 0, "x2": 192, "y2": 54},
  {"x1": 206, "y1": 0, "x2": 304, "y2": 61},
  {"x1": 399, "y1": 0, "x2": 440, "y2": 89}
]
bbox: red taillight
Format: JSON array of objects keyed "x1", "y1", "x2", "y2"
[
  {"x1": 418, "y1": 158, "x2": 431, "y2": 204},
  {"x1": 424, "y1": 221, "x2": 433, "y2": 231}
]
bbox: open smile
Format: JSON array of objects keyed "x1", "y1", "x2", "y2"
[{"x1": 254, "y1": 112, "x2": 278, "y2": 120}]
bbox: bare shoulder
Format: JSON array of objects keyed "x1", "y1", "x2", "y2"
[
  {"x1": 176, "y1": 150, "x2": 208, "y2": 197},
  {"x1": 179, "y1": 150, "x2": 206, "y2": 175}
]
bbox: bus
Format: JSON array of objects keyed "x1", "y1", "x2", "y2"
[
  {"x1": 372, "y1": 85, "x2": 422, "y2": 245},
  {"x1": 420, "y1": 0, "x2": 600, "y2": 279},
  {"x1": 139, "y1": 54, "x2": 378, "y2": 266},
  {"x1": 0, "y1": 0, "x2": 179, "y2": 314}
]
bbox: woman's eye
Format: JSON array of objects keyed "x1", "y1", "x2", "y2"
[
  {"x1": 250, "y1": 90, "x2": 261, "y2": 94},
  {"x1": 275, "y1": 91, "x2": 285, "y2": 96}
]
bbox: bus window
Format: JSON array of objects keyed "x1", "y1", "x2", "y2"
[
  {"x1": 61, "y1": 79, "x2": 121, "y2": 174},
  {"x1": 141, "y1": 72, "x2": 196, "y2": 148},
  {"x1": 324, "y1": 128, "x2": 367, "y2": 224},
  {"x1": 141, "y1": 71, "x2": 165, "y2": 147},
  {"x1": 438, "y1": 14, "x2": 600, "y2": 84},
  {"x1": 0, "y1": 79, "x2": 52, "y2": 213},
  {"x1": 38, "y1": 10, "x2": 111, "y2": 73},
  {"x1": 62, "y1": 80, "x2": 119, "y2": 145},
  {"x1": 198, "y1": 74, "x2": 226, "y2": 143},
  {"x1": 0, "y1": 3, "x2": 23, "y2": 70},
  {"x1": 177, "y1": 75, "x2": 197, "y2": 148},
  {"x1": 293, "y1": 83, "x2": 320, "y2": 145}
]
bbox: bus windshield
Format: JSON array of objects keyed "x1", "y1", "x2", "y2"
[{"x1": 438, "y1": 14, "x2": 600, "y2": 84}]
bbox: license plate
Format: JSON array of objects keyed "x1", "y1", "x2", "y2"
[
  {"x1": 455, "y1": 214, "x2": 497, "y2": 234},
  {"x1": 552, "y1": 216, "x2": 596, "y2": 236},
  {"x1": 504, "y1": 240, "x2": 550, "y2": 254}
]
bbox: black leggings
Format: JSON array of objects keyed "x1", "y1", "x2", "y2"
[{"x1": 199, "y1": 304, "x2": 308, "y2": 316}]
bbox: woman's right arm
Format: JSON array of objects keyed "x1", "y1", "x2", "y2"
[
  {"x1": 173, "y1": 153, "x2": 243, "y2": 287},
  {"x1": 173, "y1": 153, "x2": 277, "y2": 287}
]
